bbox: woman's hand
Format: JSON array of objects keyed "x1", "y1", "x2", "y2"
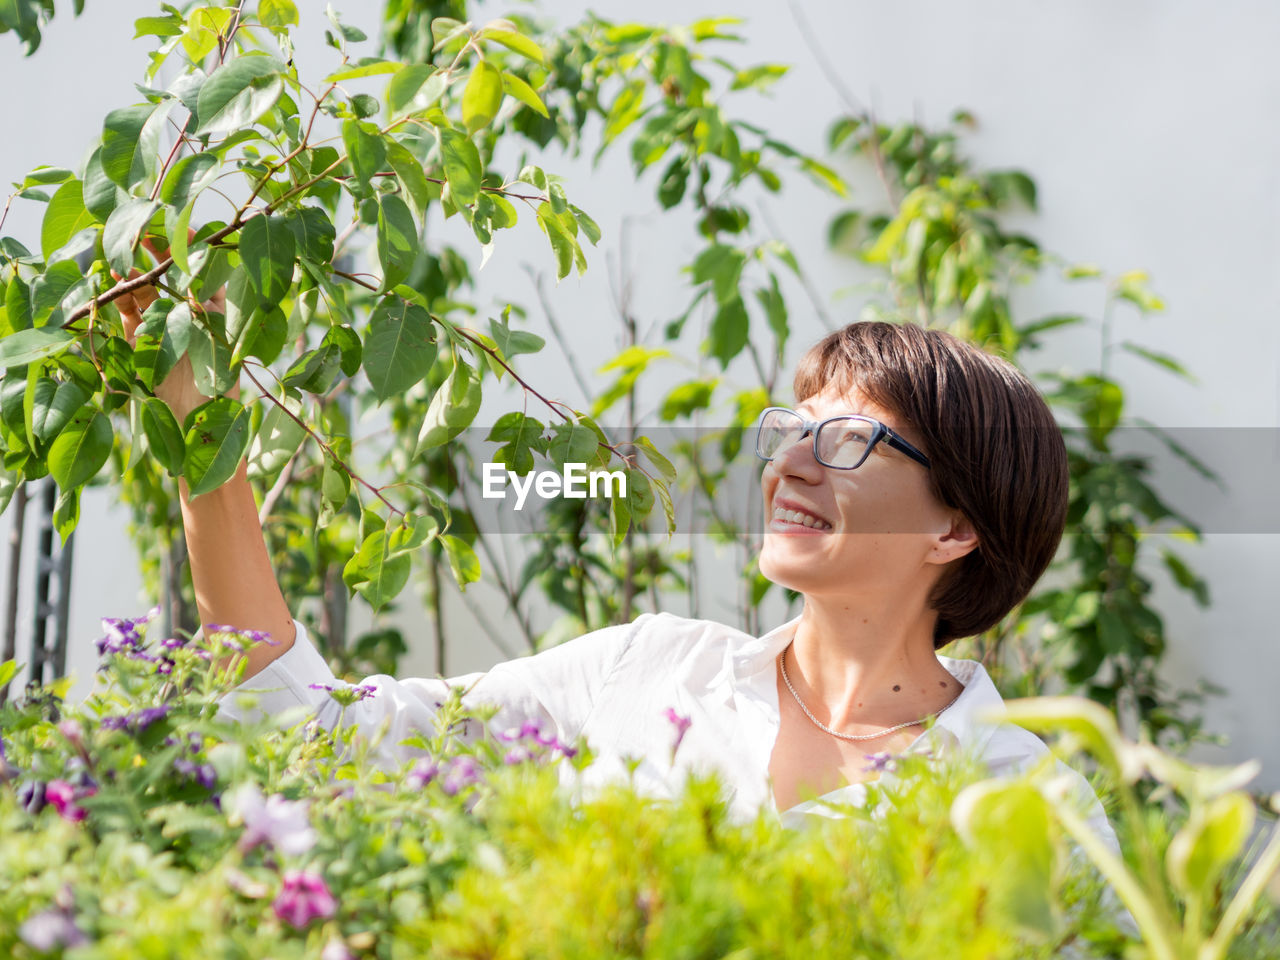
[{"x1": 113, "y1": 236, "x2": 234, "y2": 424}]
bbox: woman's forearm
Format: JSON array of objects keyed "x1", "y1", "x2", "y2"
[{"x1": 180, "y1": 459, "x2": 296, "y2": 681}]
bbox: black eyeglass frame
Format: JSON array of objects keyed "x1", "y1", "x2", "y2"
[{"x1": 754, "y1": 406, "x2": 932, "y2": 470}]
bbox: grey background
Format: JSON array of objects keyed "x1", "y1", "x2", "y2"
[{"x1": 1, "y1": 1, "x2": 1277, "y2": 788}]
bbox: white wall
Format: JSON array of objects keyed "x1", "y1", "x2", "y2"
[{"x1": 1, "y1": 0, "x2": 1276, "y2": 787}]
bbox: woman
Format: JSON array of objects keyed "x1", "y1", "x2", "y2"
[{"x1": 119, "y1": 281, "x2": 1115, "y2": 844}]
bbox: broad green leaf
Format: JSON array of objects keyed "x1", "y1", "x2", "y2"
[
  {"x1": 281, "y1": 343, "x2": 340, "y2": 394},
  {"x1": 484, "y1": 28, "x2": 544, "y2": 64},
  {"x1": 364, "y1": 298, "x2": 434, "y2": 401},
  {"x1": 325, "y1": 59, "x2": 401, "y2": 82},
  {"x1": 376, "y1": 194, "x2": 418, "y2": 291},
  {"x1": 134, "y1": 12, "x2": 182, "y2": 38},
  {"x1": 547, "y1": 421, "x2": 598, "y2": 468},
  {"x1": 30, "y1": 261, "x2": 83, "y2": 324},
  {"x1": 195, "y1": 55, "x2": 285, "y2": 135},
  {"x1": 134, "y1": 300, "x2": 193, "y2": 391},
  {"x1": 385, "y1": 141, "x2": 433, "y2": 220},
  {"x1": 159, "y1": 153, "x2": 218, "y2": 208},
  {"x1": 634, "y1": 436, "x2": 676, "y2": 484},
  {"x1": 1166, "y1": 791, "x2": 1255, "y2": 897},
  {"x1": 183, "y1": 6, "x2": 235, "y2": 60},
  {"x1": 342, "y1": 119, "x2": 386, "y2": 194},
  {"x1": 53, "y1": 488, "x2": 79, "y2": 543},
  {"x1": 430, "y1": 17, "x2": 468, "y2": 51},
  {"x1": 0, "y1": 659, "x2": 15, "y2": 692},
  {"x1": 500, "y1": 71, "x2": 548, "y2": 118},
  {"x1": 440, "y1": 534, "x2": 480, "y2": 589},
  {"x1": 487, "y1": 411, "x2": 544, "y2": 474},
  {"x1": 82, "y1": 147, "x2": 122, "y2": 223},
  {"x1": 28, "y1": 378, "x2": 90, "y2": 445},
  {"x1": 415, "y1": 358, "x2": 481, "y2": 454},
  {"x1": 41, "y1": 180, "x2": 95, "y2": 261},
  {"x1": 488, "y1": 313, "x2": 544, "y2": 359},
  {"x1": 187, "y1": 326, "x2": 236, "y2": 397},
  {"x1": 285, "y1": 206, "x2": 336, "y2": 263},
  {"x1": 167, "y1": 203, "x2": 194, "y2": 274},
  {"x1": 182, "y1": 396, "x2": 251, "y2": 498},
  {"x1": 708, "y1": 296, "x2": 749, "y2": 368},
  {"x1": 343, "y1": 528, "x2": 412, "y2": 611},
  {"x1": 386, "y1": 63, "x2": 446, "y2": 117},
  {"x1": 438, "y1": 127, "x2": 482, "y2": 207},
  {"x1": 387, "y1": 513, "x2": 438, "y2": 556},
  {"x1": 239, "y1": 214, "x2": 296, "y2": 304},
  {"x1": 102, "y1": 198, "x2": 159, "y2": 277},
  {"x1": 258, "y1": 0, "x2": 298, "y2": 29},
  {"x1": 536, "y1": 201, "x2": 578, "y2": 280},
  {"x1": 248, "y1": 394, "x2": 306, "y2": 480},
  {"x1": 22, "y1": 166, "x2": 73, "y2": 186},
  {"x1": 140, "y1": 396, "x2": 185, "y2": 476},
  {"x1": 462, "y1": 61, "x2": 503, "y2": 133},
  {"x1": 48, "y1": 407, "x2": 113, "y2": 490},
  {"x1": 1120, "y1": 341, "x2": 1194, "y2": 381},
  {"x1": 101, "y1": 103, "x2": 157, "y2": 189},
  {"x1": 570, "y1": 204, "x2": 601, "y2": 245},
  {"x1": 4, "y1": 276, "x2": 32, "y2": 335},
  {"x1": 0, "y1": 328, "x2": 74, "y2": 369},
  {"x1": 609, "y1": 496, "x2": 631, "y2": 548}
]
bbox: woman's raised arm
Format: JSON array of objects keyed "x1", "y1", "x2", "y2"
[{"x1": 117, "y1": 240, "x2": 295, "y2": 681}]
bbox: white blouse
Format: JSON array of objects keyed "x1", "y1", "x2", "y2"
[{"x1": 219, "y1": 611, "x2": 1119, "y2": 850}]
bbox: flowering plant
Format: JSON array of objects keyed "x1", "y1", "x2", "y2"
[{"x1": 0, "y1": 612, "x2": 1276, "y2": 958}]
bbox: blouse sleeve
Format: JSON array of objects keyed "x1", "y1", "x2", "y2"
[{"x1": 217, "y1": 614, "x2": 652, "y2": 771}]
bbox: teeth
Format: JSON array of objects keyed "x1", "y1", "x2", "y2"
[{"x1": 773, "y1": 506, "x2": 830, "y2": 530}]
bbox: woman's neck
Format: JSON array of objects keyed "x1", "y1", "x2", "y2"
[{"x1": 786, "y1": 596, "x2": 961, "y2": 732}]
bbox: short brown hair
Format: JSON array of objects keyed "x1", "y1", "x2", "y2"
[{"x1": 792, "y1": 321, "x2": 1068, "y2": 648}]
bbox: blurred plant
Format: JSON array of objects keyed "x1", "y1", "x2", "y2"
[{"x1": 7, "y1": 629, "x2": 1276, "y2": 958}]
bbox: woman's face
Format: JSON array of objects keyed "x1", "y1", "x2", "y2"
[{"x1": 757, "y1": 385, "x2": 970, "y2": 601}]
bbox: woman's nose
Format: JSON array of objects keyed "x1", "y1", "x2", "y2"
[{"x1": 770, "y1": 429, "x2": 824, "y2": 479}]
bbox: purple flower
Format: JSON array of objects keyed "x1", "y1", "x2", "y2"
[
  {"x1": 0, "y1": 736, "x2": 18, "y2": 784},
  {"x1": 495, "y1": 718, "x2": 578, "y2": 759},
  {"x1": 18, "y1": 906, "x2": 88, "y2": 951},
  {"x1": 46, "y1": 778, "x2": 95, "y2": 822},
  {"x1": 863, "y1": 751, "x2": 898, "y2": 775},
  {"x1": 406, "y1": 759, "x2": 439, "y2": 790},
  {"x1": 664, "y1": 707, "x2": 692, "y2": 760},
  {"x1": 96, "y1": 606, "x2": 161, "y2": 657},
  {"x1": 100, "y1": 704, "x2": 171, "y2": 734},
  {"x1": 504, "y1": 747, "x2": 533, "y2": 766},
  {"x1": 440, "y1": 756, "x2": 482, "y2": 797},
  {"x1": 206, "y1": 625, "x2": 279, "y2": 649},
  {"x1": 272, "y1": 869, "x2": 337, "y2": 929},
  {"x1": 174, "y1": 758, "x2": 218, "y2": 791},
  {"x1": 227, "y1": 782, "x2": 316, "y2": 856},
  {"x1": 19, "y1": 780, "x2": 47, "y2": 815},
  {"x1": 308, "y1": 682, "x2": 377, "y2": 707}
]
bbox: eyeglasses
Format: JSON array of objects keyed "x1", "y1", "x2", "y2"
[{"x1": 754, "y1": 406, "x2": 931, "y2": 470}]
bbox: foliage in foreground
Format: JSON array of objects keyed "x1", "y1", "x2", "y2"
[{"x1": 1, "y1": 615, "x2": 1279, "y2": 959}]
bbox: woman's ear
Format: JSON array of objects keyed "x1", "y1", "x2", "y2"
[{"x1": 927, "y1": 512, "x2": 979, "y2": 566}]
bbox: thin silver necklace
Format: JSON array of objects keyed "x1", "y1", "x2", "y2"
[{"x1": 779, "y1": 640, "x2": 963, "y2": 743}]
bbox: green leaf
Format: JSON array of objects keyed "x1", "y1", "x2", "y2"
[
  {"x1": 187, "y1": 325, "x2": 236, "y2": 397},
  {"x1": 342, "y1": 119, "x2": 386, "y2": 194},
  {"x1": 0, "y1": 659, "x2": 15, "y2": 693},
  {"x1": 82, "y1": 147, "x2": 123, "y2": 223},
  {"x1": 4, "y1": 276, "x2": 32, "y2": 335},
  {"x1": 415, "y1": 358, "x2": 481, "y2": 454},
  {"x1": 102, "y1": 198, "x2": 159, "y2": 277},
  {"x1": 0, "y1": 328, "x2": 74, "y2": 370},
  {"x1": 325, "y1": 59, "x2": 401, "y2": 82},
  {"x1": 708, "y1": 296, "x2": 749, "y2": 368},
  {"x1": 385, "y1": 141, "x2": 433, "y2": 220},
  {"x1": 101, "y1": 103, "x2": 157, "y2": 189},
  {"x1": 28, "y1": 378, "x2": 90, "y2": 445},
  {"x1": 1119, "y1": 341, "x2": 1194, "y2": 381},
  {"x1": 547, "y1": 421, "x2": 598, "y2": 468},
  {"x1": 535, "y1": 201, "x2": 584, "y2": 280},
  {"x1": 633, "y1": 436, "x2": 676, "y2": 484},
  {"x1": 488, "y1": 313, "x2": 543, "y2": 359},
  {"x1": 484, "y1": 28, "x2": 544, "y2": 63},
  {"x1": 159, "y1": 153, "x2": 219, "y2": 208},
  {"x1": 376, "y1": 194, "x2": 419, "y2": 291},
  {"x1": 462, "y1": 61, "x2": 504, "y2": 133},
  {"x1": 248, "y1": 395, "x2": 306, "y2": 480},
  {"x1": 183, "y1": 7, "x2": 235, "y2": 61},
  {"x1": 691, "y1": 244, "x2": 747, "y2": 305},
  {"x1": 569, "y1": 204, "x2": 600, "y2": 245},
  {"x1": 286, "y1": 206, "x2": 336, "y2": 263},
  {"x1": 343, "y1": 528, "x2": 412, "y2": 611},
  {"x1": 195, "y1": 55, "x2": 285, "y2": 135},
  {"x1": 438, "y1": 127, "x2": 482, "y2": 207},
  {"x1": 500, "y1": 71, "x2": 548, "y2": 118},
  {"x1": 258, "y1": 0, "x2": 298, "y2": 30},
  {"x1": 30, "y1": 261, "x2": 83, "y2": 324},
  {"x1": 239, "y1": 214, "x2": 296, "y2": 304},
  {"x1": 487, "y1": 412, "x2": 544, "y2": 474},
  {"x1": 53, "y1": 488, "x2": 79, "y2": 542},
  {"x1": 41, "y1": 180, "x2": 95, "y2": 261},
  {"x1": 48, "y1": 407, "x2": 113, "y2": 490},
  {"x1": 140, "y1": 396, "x2": 185, "y2": 476},
  {"x1": 364, "y1": 299, "x2": 435, "y2": 401},
  {"x1": 182, "y1": 397, "x2": 251, "y2": 498},
  {"x1": 440, "y1": 534, "x2": 480, "y2": 589},
  {"x1": 386, "y1": 64, "x2": 447, "y2": 117},
  {"x1": 1166, "y1": 791, "x2": 1255, "y2": 897}
]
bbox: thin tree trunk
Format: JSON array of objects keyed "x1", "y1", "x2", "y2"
[
  {"x1": 51, "y1": 531, "x2": 74, "y2": 679},
  {"x1": 28, "y1": 481, "x2": 55, "y2": 687}
]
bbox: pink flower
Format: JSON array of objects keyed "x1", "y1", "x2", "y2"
[
  {"x1": 663, "y1": 707, "x2": 692, "y2": 761},
  {"x1": 46, "y1": 779, "x2": 94, "y2": 822},
  {"x1": 227, "y1": 782, "x2": 316, "y2": 856},
  {"x1": 273, "y1": 869, "x2": 337, "y2": 929}
]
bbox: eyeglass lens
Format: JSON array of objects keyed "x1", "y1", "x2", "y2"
[{"x1": 757, "y1": 409, "x2": 876, "y2": 469}]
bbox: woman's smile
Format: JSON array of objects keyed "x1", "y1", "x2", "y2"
[{"x1": 769, "y1": 495, "x2": 833, "y2": 533}]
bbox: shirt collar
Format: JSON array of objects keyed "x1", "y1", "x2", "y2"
[{"x1": 733, "y1": 616, "x2": 1007, "y2": 757}]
